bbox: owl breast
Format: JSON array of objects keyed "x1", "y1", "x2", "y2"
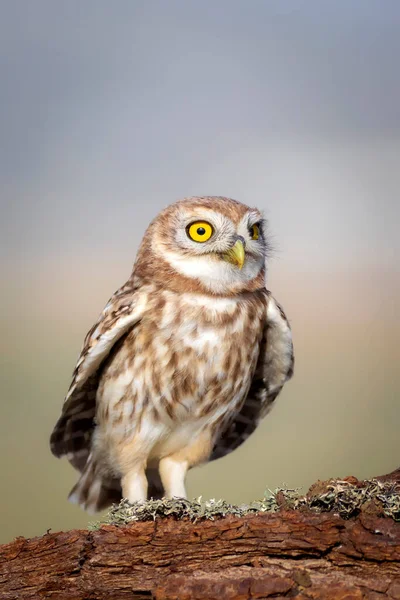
[{"x1": 95, "y1": 288, "x2": 266, "y2": 469}]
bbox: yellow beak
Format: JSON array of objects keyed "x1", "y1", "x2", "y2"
[{"x1": 223, "y1": 239, "x2": 245, "y2": 270}]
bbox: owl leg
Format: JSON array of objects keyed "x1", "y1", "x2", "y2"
[
  {"x1": 159, "y1": 429, "x2": 213, "y2": 499},
  {"x1": 121, "y1": 464, "x2": 148, "y2": 503},
  {"x1": 112, "y1": 432, "x2": 152, "y2": 503},
  {"x1": 117, "y1": 442, "x2": 149, "y2": 503},
  {"x1": 159, "y1": 458, "x2": 188, "y2": 498}
]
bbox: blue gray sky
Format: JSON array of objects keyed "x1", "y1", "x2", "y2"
[{"x1": 1, "y1": 0, "x2": 399, "y2": 269}]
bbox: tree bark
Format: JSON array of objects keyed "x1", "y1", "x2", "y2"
[{"x1": 1, "y1": 469, "x2": 400, "y2": 600}]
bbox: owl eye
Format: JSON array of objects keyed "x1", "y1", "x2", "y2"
[
  {"x1": 249, "y1": 223, "x2": 260, "y2": 240},
  {"x1": 187, "y1": 221, "x2": 213, "y2": 243}
]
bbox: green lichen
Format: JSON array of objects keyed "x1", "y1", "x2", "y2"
[
  {"x1": 295, "y1": 478, "x2": 400, "y2": 520},
  {"x1": 88, "y1": 494, "x2": 279, "y2": 530},
  {"x1": 88, "y1": 478, "x2": 400, "y2": 530}
]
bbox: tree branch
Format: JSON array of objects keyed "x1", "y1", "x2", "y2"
[{"x1": 1, "y1": 470, "x2": 400, "y2": 599}]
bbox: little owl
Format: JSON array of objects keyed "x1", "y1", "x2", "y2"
[{"x1": 50, "y1": 196, "x2": 294, "y2": 512}]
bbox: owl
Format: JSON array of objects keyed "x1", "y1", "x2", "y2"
[{"x1": 50, "y1": 196, "x2": 294, "y2": 512}]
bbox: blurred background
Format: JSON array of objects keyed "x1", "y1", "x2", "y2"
[{"x1": 1, "y1": 0, "x2": 399, "y2": 544}]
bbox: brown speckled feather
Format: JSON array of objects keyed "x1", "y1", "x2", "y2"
[
  {"x1": 50, "y1": 276, "x2": 145, "y2": 461},
  {"x1": 211, "y1": 296, "x2": 294, "y2": 460},
  {"x1": 50, "y1": 196, "x2": 294, "y2": 512}
]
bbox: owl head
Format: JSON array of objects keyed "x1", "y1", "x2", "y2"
[{"x1": 135, "y1": 196, "x2": 269, "y2": 295}]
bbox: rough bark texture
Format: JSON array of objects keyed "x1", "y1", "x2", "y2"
[{"x1": 1, "y1": 468, "x2": 399, "y2": 600}]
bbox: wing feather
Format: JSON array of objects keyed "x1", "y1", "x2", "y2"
[
  {"x1": 50, "y1": 276, "x2": 147, "y2": 462},
  {"x1": 211, "y1": 293, "x2": 294, "y2": 461}
]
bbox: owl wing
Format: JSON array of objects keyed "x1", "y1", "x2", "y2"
[
  {"x1": 210, "y1": 293, "x2": 294, "y2": 461},
  {"x1": 50, "y1": 276, "x2": 147, "y2": 470}
]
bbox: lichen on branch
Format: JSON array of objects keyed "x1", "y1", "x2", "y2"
[{"x1": 90, "y1": 477, "x2": 400, "y2": 529}]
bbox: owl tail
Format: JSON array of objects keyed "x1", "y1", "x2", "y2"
[
  {"x1": 68, "y1": 457, "x2": 165, "y2": 513},
  {"x1": 68, "y1": 454, "x2": 121, "y2": 514}
]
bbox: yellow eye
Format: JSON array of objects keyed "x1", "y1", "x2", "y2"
[
  {"x1": 249, "y1": 224, "x2": 260, "y2": 240},
  {"x1": 187, "y1": 221, "x2": 213, "y2": 243}
]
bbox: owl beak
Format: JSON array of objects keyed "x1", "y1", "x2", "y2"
[{"x1": 223, "y1": 238, "x2": 246, "y2": 269}]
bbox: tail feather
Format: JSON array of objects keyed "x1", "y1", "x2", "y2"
[
  {"x1": 68, "y1": 455, "x2": 120, "y2": 513},
  {"x1": 68, "y1": 458, "x2": 165, "y2": 513}
]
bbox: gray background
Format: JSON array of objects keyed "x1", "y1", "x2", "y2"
[{"x1": 1, "y1": 0, "x2": 399, "y2": 543}]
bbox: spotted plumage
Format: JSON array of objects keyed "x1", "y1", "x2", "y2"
[{"x1": 50, "y1": 196, "x2": 294, "y2": 512}]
